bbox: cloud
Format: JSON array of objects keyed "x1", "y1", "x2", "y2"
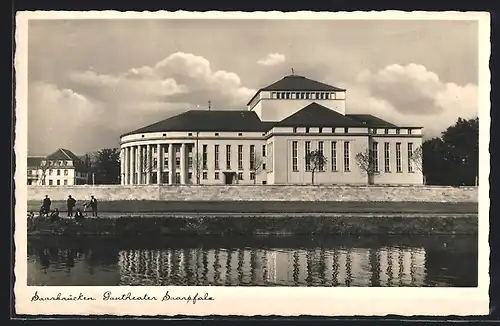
[
  {"x1": 28, "y1": 52, "x2": 256, "y2": 155},
  {"x1": 257, "y1": 53, "x2": 286, "y2": 66},
  {"x1": 342, "y1": 63, "x2": 478, "y2": 138}
]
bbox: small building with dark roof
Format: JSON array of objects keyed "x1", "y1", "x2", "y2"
[
  {"x1": 120, "y1": 74, "x2": 424, "y2": 185},
  {"x1": 27, "y1": 148, "x2": 89, "y2": 185}
]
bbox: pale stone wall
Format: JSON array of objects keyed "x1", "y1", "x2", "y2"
[{"x1": 27, "y1": 185, "x2": 478, "y2": 202}]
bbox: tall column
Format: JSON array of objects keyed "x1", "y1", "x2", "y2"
[
  {"x1": 180, "y1": 143, "x2": 186, "y2": 184},
  {"x1": 146, "y1": 144, "x2": 152, "y2": 184},
  {"x1": 138, "y1": 145, "x2": 144, "y2": 184},
  {"x1": 169, "y1": 144, "x2": 175, "y2": 184},
  {"x1": 120, "y1": 148, "x2": 125, "y2": 185},
  {"x1": 125, "y1": 147, "x2": 130, "y2": 185},
  {"x1": 157, "y1": 144, "x2": 162, "y2": 185},
  {"x1": 131, "y1": 146, "x2": 136, "y2": 185}
]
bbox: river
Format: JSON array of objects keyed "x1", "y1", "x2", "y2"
[{"x1": 27, "y1": 234, "x2": 477, "y2": 287}]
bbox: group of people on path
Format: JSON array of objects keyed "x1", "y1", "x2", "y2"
[{"x1": 36, "y1": 194, "x2": 99, "y2": 221}]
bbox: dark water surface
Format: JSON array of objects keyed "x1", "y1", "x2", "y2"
[{"x1": 27, "y1": 235, "x2": 477, "y2": 287}]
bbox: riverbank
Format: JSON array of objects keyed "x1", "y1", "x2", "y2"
[
  {"x1": 27, "y1": 200, "x2": 478, "y2": 214},
  {"x1": 27, "y1": 213, "x2": 478, "y2": 237}
]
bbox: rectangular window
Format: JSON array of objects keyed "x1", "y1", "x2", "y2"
[
  {"x1": 63, "y1": 179, "x2": 68, "y2": 185},
  {"x1": 292, "y1": 141, "x2": 298, "y2": 172},
  {"x1": 396, "y1": 142, "x2": 402, "y2": 172},
  {"x1": 271, "y1": 92, "x2": 277, "y2": 99},
  {"x1": 238, "y1": 145, "x2": 243, "y2": 170},
  {"x1": 385, "y1": 128, "x2": 389, "y2": 134},
  {"x1": 318, "y1": 141, "x2": 324, "y2": 171},
  {"x1": 49, "y1": 169, "x2": 53, "y2": 175},
  {"x1": 64, "y1": 169, "x2": 68, "y2": 176},
  {"x1": 188, "y1": 172, "x2": 193, "y2": 179},
  {"x1": 163, "y1": 152, "x2": 169, "y2": 170},
  {"x1": 250, "y1": 145, "x2": 255, "y2": 170},
  {"x1": 175, "y1": 146, "x2": 180, "y2": 153},
  {"x1": 202, "y1": 145, "x2": 207, "y2": 170},
  {"x1": 331, "y1": 141, "x2": 337, "y2": 171},
  {"x1": 344, "y1": 141, "x2": 350, "y2": 172},
  {"x1": 214, "y1": 145, "x2": 220, "y2": 170},
  {"x1": 49, "y1": 180, "x2": 53, "y2": 185},
  {"x1": 263, "y1": 163, "x2": 266, "y2": 170},
  {"x1": 250, "y1": 172, "x2": 255, "y2": 180},
  {"x1": 293, "y1": 127, "x2": 297, "y2": 133},
  {"x1": 238, "y1": 172, "x2": 243, "y2": 180},
  {"x1": 384, "y1": 142, "x2": 391, "y2": 172},
  {"x1": 408, "y1": 129, "x2": 413, "y2": 135},
  {"x1": 214, "y1": 172, "x2": 220, "y2": 180},
  {"x1": 305, "y1": 141, "x2": 311, "y2": 171},
  {"x1": 262, "y1": 144, "x2": 266, "y2": 157},
  {"x1": 344, "y1": 128, "x2": 349, "y2": 133},
  {"x1": 57, "y1": 170, "x2": 61, "y2": 176},
  {"x1": 175, "y1": 172, "x2": 181, "y2": 184},
  {"x1": 318, "y1": 127, "x2": 323, "y2": 133},
  {"x1": 188, "y1": 156, "x2": 193, "y2": 169},
  {"x1": 396, "y1": 129, "x2": 400, "y2": 135},
  {"x1": 202, "y1": 171, "x2": 208, "y2": 180},
  {"x1": 305, "y1": 128, "x2": 310, "y2": 133},
  {"x1": 372, "y1": 141, "x2": 379, "y2": 172},
  {"x1": 226, "y1": 145, "x2": 231, "y2": 169},
  {"x1": 175, "y1": 157, "x2": 180, "y2": 168},
  {"x1": 408, "y1": 142, "x2": 414, "y2": 172},
  {"x1": 56, "y1": 180, "x2": 60, "y2": 185}
]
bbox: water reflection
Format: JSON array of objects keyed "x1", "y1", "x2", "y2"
[{"x1": 27, "y1": 235, "x2": 477, "y2": 287}]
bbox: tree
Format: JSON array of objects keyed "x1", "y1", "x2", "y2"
[
  {"x1": 305, "y1": 149, "x2": 328, "y2": 185},
  {"x1": 355, "y1": 148, "x2": 379, "y2": 185},
  {"x1": 140, "y1": 147, "x2": 154, "y2": 184},
  {"x1": 191, "y1": 153, "x2": 203, "y2": 185},
  {"x1": 410, "y1": 145, "x2": 425, "y2": 184},
  {"x1": 87, "y1": 148, "x2": 121, "y2": 184},
  {"x1": 36, "y1": 160, "x2": 49, "y2": 185},
  {"x1": 250, "y1": 152, "x2": 265, "y2": 184}
]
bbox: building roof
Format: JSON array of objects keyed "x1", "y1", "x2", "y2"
[
  {"x1": 275, "y1": 102, "x2": 366, "y2": 128},
  {"x1": 345, "y1": 114, "x2": 397, "y2": 128},
  {"x1": 46, "y1": 148, "x2": 83, "y2": 162},
  {"x1": 122, "y1": 110, "x2": 274, "y2": 137},
  {"x1": 247, "y1": 75, "x2": 346, "y2": 105},
  {"x1": 27, "y1": 156, "x2": 44, "y2": 168}
]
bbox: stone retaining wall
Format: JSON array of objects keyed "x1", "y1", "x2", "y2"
[{"x1": 26, "y1": 185, "x2": 478, "y2": 202}]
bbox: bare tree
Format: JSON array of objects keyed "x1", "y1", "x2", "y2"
[
  {"x1": 410, "y1": 145, "x2": 426, "y2": 184},
  {"x1": 355, "y1": 148, "x2": 379, "y2": 185},
  {"x1": 305, "y1": 149, "x2": 328, "y2": 185},
  {"x1": 250, "y1": 152, "x2": 265, "y2": 184},
  {"x1": 36, "y1": 160, "x2": 49, "y2": 185},
  {"x1": 140, "y1": 147, "x2": 154, "y2": 184},
  {"x1": 191, "y1": 152, "x2": 203, "y2": 185}
]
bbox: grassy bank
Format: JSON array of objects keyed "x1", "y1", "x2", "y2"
[
  {"x1": 27, "y1": 200, "x2": 478, "y2": 214},
  {"x1": 27, "y1": 214, "x2": 478, "y2": 237}
]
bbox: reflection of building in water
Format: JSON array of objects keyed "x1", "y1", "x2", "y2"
[{"x1": 116, "y1": 246, "x2": 427, "y2": 286}]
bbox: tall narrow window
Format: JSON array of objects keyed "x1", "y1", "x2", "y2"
[
  {"x1": 226, "y1": 145, "x2": 231, "y2": 170},
  {"x1": 344, "y1": 141, "x2": 350, "y2": 172},
  {"x1": 292, "y1": 141, "x2": 298, "y2": 172},
  {"x1": 250, "y1": 145, "x2": 255, "y2": 170},
  {"x1": 305, "y1": 141, "x2": 311, "y2": 171},
  {"x1": 262, "y1": 144, "x2": 266, "y2": 157},
  {"x1": 384, "y1": 142, "x2": 391, "y2": 172},
  {"x1": 214, "y1": 145, "x2": 220, "y2": 170},
  {"x1": 372, "y1": 141, "x2": 379, "y2": 172},
  {"x1": 396, "y1": 143, "x2": 402, "y2": 172},
  {"x1": 238, "y1": 145, "x2": 243, "y2": 170},
  {"x1": 331, "y1": 141, "x2": 337, "y2": 171},
  {"x1": 318, "y1": 141, "x2": 324, "y2": 171},
  {"x1": 202, "y1": 145, "x2": 208, "y2": 170},
  {"x1": 408, "y1": 142, "x2": 414, "y2": 172}
]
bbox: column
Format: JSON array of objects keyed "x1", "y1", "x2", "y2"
[
  {"x1": 138, "y1": 145, "x2": 143, "y2": 184},
  {"x1": 131, "y1": 146, "x2": 136, "y2": 185},
  {"x1": 180, "y1": 143, "x2": 186, "y2": 184},
  {"x1": 169, "y1": 144, "x2": 175, "y2": 184},
  {"x1": 157, "y1": 144, "x2": 162, "y2": 185},
  {"x1": 146, "y1": 144, "x2": 152, "y2": 184},
  {"x1": 125, "y1": 147, "x2": 131, "y2": 185},
  {"x1": 120, "y1": 148, "x2": 125, "y2": 185}
]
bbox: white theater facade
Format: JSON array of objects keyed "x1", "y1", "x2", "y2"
[{"x1": 119, "y1": 74, "x2": 424, "y2": 185}]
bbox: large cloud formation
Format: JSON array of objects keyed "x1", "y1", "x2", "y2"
[
  {"x1": 28, "y1": 52, "x2": 256, "y2": 155},
  {"x1": 341, "y1": 63, "x2": 478, "y2": 138}
]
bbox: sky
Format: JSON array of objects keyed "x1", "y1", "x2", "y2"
[{"x1": 26, "y1": 18, "x2": 479, "y2": 156}]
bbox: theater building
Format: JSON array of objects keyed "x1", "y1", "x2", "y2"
[{"x1": 119, "y1": 74, "x2": 424, "y2": 185}]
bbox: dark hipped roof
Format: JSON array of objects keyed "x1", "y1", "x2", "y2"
[
  {"x1": 27, "y1": 156, "x2": 44, "y2": 168},
  {"x1": 247, "y1": 75, "x2": 346, "y2": 105},
  {"x1": 276, "y1": 102, "x2": 366, "y2": 128},
  {"x1": 46, "y1": 148, "x2": 82, "y2": 162},
  {"x1": 345, "y1": 114, "x2": 397, "y2": 128},
  {"x1": 122, "y1": 110, "x2": 274, "y2": 136}
]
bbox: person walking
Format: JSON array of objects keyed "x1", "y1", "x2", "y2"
[
  {"x1": 90, "y1": 195, "x2": 98, "y2": 217},
  {"x1": 67, "y1": 195, "x2": 77, "y2": 217},
  {"x1": 41, "y1": 195, "x2": 51, "y2": 216}
]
